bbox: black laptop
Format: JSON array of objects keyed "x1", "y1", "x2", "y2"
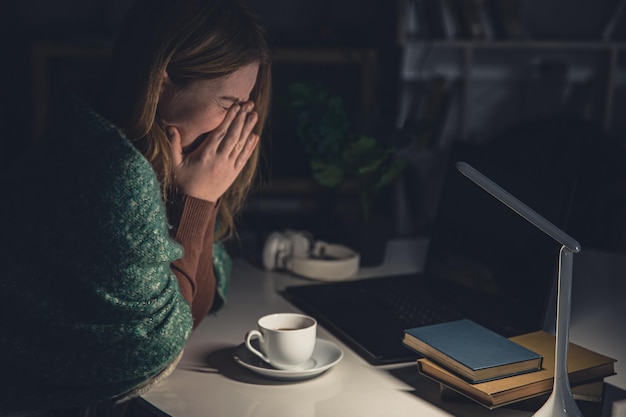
[{"x1": 281, "y1": 142, "x2": 577, "y2": 365}]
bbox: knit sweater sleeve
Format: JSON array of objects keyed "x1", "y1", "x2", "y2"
[
  {"x1": 0, "y1": 94, "x2": 193, "y2": 411},
  {"x1": 167, "y1": 193, "x2": 218, "y2": 327}
]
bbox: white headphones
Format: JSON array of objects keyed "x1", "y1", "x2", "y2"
[{"x1": 262, "y1": 230, "x2": 360, "y2": 281}]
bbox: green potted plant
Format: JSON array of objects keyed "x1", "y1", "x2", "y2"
[{"x1": 289, "y1": 81, "x2": 407, "y2": 265}]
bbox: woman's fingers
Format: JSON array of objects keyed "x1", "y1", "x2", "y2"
[
  {"x1": 205, "y1": 104, "x2": 242, "y2": 153},
  {"x1": 229, "y1": 113, "x2": 258, "y2": 157},
  {"x1": 220, "y1": 102, "x2": 257, "y2": 155},
  {"x1": 234, "y1": 133, "x2": 259, "y2": 167},
  {"x1": 166, "y1": 100, "x2": 259, "y2": 202}
]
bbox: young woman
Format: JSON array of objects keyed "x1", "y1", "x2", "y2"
[
  {"x1": 0, "y1": 0, "x2": 271, "y2": 414},
  {"x1": 104, "y1": 0, "x2": 272, "y2": 328}
]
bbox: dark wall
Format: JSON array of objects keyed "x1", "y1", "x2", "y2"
[
  {"x1": 3, "y1": 0, "x2": 626, "y2": 254},
  {"x1": 2, "y1": 0, "x2": 621, "y2": 162}
]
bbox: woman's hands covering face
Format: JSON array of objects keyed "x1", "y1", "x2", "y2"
[{"x1": 167, "y1": 101, "x2": 259, "y2": 202}]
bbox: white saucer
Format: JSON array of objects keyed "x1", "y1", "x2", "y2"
[{"x1": 233, "y1": 338, "x2": 343, "y2": 381}]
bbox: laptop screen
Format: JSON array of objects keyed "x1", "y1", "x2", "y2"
[{"x1": 423, "y1": 150, "x2": 571, "y2": 336}]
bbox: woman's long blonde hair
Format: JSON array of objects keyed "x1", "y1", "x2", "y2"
[{"x1": 104, "y1": 0, "x2": 271, "y2": 240}]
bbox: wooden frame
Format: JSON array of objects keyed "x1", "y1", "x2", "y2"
[{"x1": 31, "y1": 41, "x2": 112, "y2": 140}]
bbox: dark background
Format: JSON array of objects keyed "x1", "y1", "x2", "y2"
[{"x1": 3, "y1": 0, "x2": 626, "y2": 258}]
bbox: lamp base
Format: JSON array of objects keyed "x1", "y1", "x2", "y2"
[
  {"x1": 532, "y1": 381, "x2": 583, "y2": 417},
  {"x1": 533, "y1": 247, "x2": 583, "y2": 417}
]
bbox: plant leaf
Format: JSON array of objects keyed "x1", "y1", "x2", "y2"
[
  {"x1": 311, "y1": 160, "x2": 343, "y2": 187},
  {"x1": 373, "y1": 158, "x2": 408, "y2": 191}
]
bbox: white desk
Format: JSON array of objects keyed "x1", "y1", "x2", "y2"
[{"x1": 142, "y1": 239, "x2": 626, "y2": 417}]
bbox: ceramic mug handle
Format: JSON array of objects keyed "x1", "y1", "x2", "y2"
[{"x1": 245, "y1": 330, "x2": 269, "y2": 363}]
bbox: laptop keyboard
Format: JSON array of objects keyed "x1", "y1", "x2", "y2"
[{"x1": 375, "y1": 284, "x2": 463, "y2": 329}]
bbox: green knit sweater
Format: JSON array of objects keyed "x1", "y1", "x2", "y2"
[{"x1": 0, "y1": 94, "x2": 193, "y2": 411}]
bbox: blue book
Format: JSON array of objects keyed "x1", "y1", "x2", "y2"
[{"x1": 403, "y1": 319, "x2": 542, "y2": 383}]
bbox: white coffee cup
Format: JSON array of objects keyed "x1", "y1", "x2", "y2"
[{"x1": 245, "y1": 313, "x2": 317, "y2": 370}]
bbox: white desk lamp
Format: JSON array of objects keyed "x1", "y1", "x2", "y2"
[{"x1": 456, "y1": 162, "x2": 582, "y2": 417}]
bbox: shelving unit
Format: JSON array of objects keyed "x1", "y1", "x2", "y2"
[
  {"x1": 397, "y1": 0, "x2": 626, "y2": 150},
  {"x1": 398, "y1": 40, "x2": 626, "y2": 149},
  {"x1": 392, "y1": 0, "x2": 626, "y2": 237}
]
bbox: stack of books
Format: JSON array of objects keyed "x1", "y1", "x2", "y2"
[{"x1": 403, "y1": 319, "x2": 617, "y2": 409}]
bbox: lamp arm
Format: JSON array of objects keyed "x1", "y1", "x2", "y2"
[{"x1": 454, "y1": 162, "x2": 583, "y2": 417}]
